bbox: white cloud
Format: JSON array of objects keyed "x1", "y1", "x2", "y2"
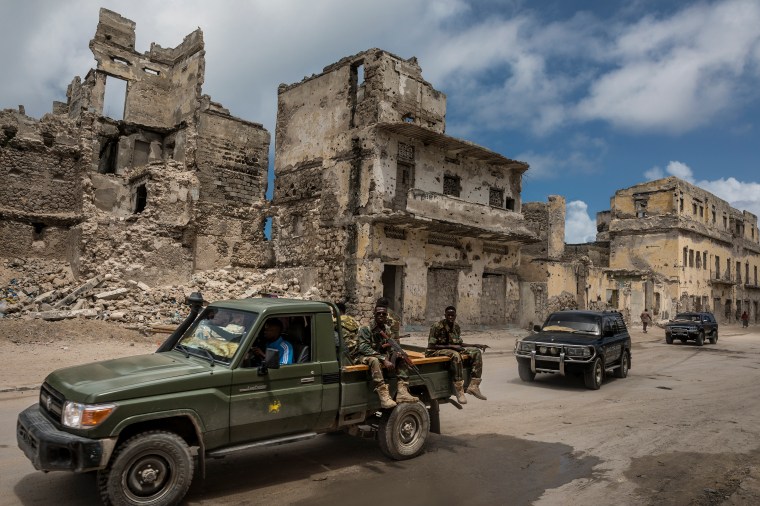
[
  {"x1": 664, "y1": 161, "x2": 694, "y2": 181},
  {"x1": 644, "y1": 166, "x2": 664, "y2": 180},
  {"x1": 576, "y1": 0, "x2": 760, "y2": 133},
  {"x1": 565, "y1": 200, "x2": 598, "y2": 244}
]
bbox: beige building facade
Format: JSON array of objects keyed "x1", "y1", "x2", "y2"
[{"x1": 520, "y1": 177, "x2": 760, "y2": 328}]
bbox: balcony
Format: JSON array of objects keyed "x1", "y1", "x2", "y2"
[
  {"x1": 371, "y1": 189, "x2": 537, "y2": 244},
  {"x1": 745, "y1": 283, "x2": 760, "y2": 290},
  {"x1": 710, "y1": 274, "x2": 735, "y2": 285}
]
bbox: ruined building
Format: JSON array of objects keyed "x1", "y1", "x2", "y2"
[
  {"x1": 0, "y1": 8, "x2": 271, "y2": 290},
  {"x1": 600, "y1": 177, "x2": 760, "y2": 323},
  {"x1": 272, "y1": 49, "x2": 536, "y2": 325},
  {"x1": 1, "y1": 11, "x2": 539, "y2": 327},
  {"x1": 520, "y1": 177, "x2": 760, "y2": 327}
]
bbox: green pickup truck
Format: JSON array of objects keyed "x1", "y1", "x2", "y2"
[{"x1": 17, "y1": 295, "x2": 469, "y2": 505}]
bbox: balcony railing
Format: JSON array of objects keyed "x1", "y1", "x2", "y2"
[{"x1": 377, "y1": 189, "x2": 538, "y2": 243}]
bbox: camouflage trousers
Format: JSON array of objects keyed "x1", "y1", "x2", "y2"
[
  {"x1": 425, "y1": 348, "x2": 482, "y2": 381},
  {"x1": 356, "y1": 355, "x2": 409, "y2": 386}
]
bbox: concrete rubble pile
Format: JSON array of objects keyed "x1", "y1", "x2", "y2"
[{"x1": 0, "y1": 257, "x2": 325, "y2": 333}]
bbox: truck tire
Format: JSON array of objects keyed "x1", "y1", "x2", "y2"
[
  {"x1": 98, "y1": 430, "x2": 193, "y2": 506},
  {"x1": 665, "y1": 333, "x2": 673, "y2": 344},
  {"x1": 518, "y1": 361, "x2": 536, "y2": 382},
  {"x1": 378, "y1": 401, "x2": 430, "y2": 460},
  {"x1": 709, "y1": 330, "x2": 718, "y2": 344},
  {"x1": 696, "y1": 331, "x2": 704, "y2": 347},
  {"x1": 584, "y1": 358, "x2": 603, "y2": 390},
  {"x1": 614, "y1": 351, "x2": 629, "y2": 379}
]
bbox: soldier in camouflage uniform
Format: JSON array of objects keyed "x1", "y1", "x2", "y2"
[
  {"x1": 334, "y1": 302, "x2": 360, "y2": 357},
  {"x1": 355, "y1": 305, "x2": 418, "y2": 408},
  {"x1": 426, "y1": 306, "x2": 486, "y2": 404},
  {"x1": 375, "y1": 297, "x2": 401, "y2": 341}
]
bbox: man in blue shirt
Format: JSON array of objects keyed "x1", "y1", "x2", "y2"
[{"x1": 253, "y1": 318, "x2": 293, "y2": 365}]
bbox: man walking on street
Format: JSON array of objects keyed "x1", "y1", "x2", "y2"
[
  {"x1": 426, "y1": 306, "x2": 486, "y2": 404},
  {"x1": 640, "y1": 309, "x2": 652, "y2": 333}
]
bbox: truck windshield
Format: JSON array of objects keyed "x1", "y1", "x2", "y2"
[
  {"x1": 542, "y1": 314, "x2": 601, "y2": 335},
  {"x1": 675, "y1": 314, "x2": 700, "y2": 322},
  {"x1": 175, "y1": 308, "x2": 258, "y2": 365}
]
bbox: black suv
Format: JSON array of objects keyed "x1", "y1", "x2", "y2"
[
  {"x1": 664, "y1": 312, "x2": 718, "y2": 346},
  {"x1": 514, "y1": 310, "x2": 632, "y2": 390}
]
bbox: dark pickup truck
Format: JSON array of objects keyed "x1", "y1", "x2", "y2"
[
  {"x1": 664, "y1": 311, "x2": 718, "y2": 346},
  {"x1": 17, "y1": 295, "x2": 471, "y2": 506},
  {"x1": 514, "y1": 310, "x2": 631, "y2": 390}
]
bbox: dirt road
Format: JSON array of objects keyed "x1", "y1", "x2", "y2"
[{"x1": 1, "y1": 318, "x2": 759, "y2": 505}]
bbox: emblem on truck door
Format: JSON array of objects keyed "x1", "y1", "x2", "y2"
[{"x1": 268, "y1": 401, "x2": 281, "y2": 413}]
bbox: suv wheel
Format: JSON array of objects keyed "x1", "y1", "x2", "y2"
[
  {"x1": 518, "y1": 361, "x2": 535, "y2": 382},
  {"x1": 696, "y1": 331, "x2": 704, "y2": 347},
  {"x1": 709, "y1": 329, "x2": 718, "y2": 344},
  {"x1": 584, "y1": 358, "x2": 603, "y2": 390},
  {"x1": 614, "y1": 352, "x2": 629, "y2": 379},
  {"x1": 665, "y1": 333, "x2": 673, "y2": 344}
]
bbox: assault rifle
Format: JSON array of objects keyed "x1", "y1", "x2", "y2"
[
  {"x1": 379, "y1": 330, "x2": 425, "y2": 381},
  {"x1": 434, "y1": 343, "x2": 490, "y2": 353}
]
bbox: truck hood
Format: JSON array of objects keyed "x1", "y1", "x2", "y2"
[
  {"x1": 522, "y1": 332, "x2": 601, "y2": 346},
  {"x1": 45, "y1": 352, "x2": 222, "y2": 403}
]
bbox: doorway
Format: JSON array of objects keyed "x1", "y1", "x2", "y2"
[{"x1": 382, "y1": 265, "x2": 404, "y2": 316}]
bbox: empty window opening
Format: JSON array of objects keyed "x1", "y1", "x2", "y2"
[
  {"x1": 679, "y1": 197, "x2": 684, "y2": 212},
  {"x1": 635, "y1": 198, "x2": 648, "y2": 218},
  {"x1": 692, "y1": 203, "x2": 697, "y2": 214},
  {"x1": 98, "y1": 136, "x2": 119, "y2": 174},
  {"x1": 683, "y1": 247, "x2": 688, "y2": 269},
  {"x1": 349, "y1": 62, "x2": 365, "y2": 127},
  {"x1": 111, "y1": 56, "x2": 130, "y2": 66},
  {"x1": 737, "y1": 261, "x2": 742, "y2": 282},
  {"x1": 695, "y1": 251, "x2": 701, "y2": 269},
  {"x1": 143, "y1": 67, "x2": 160, "y2": 76},
  {"x1": 703, "y1": 251, "x2": 707, "y2": 270},
  {"x1": 505, "y1": 197, "x2": 515, "y2": 211},
  {"x1": 103, "y1": 75, "x2": 127, "y2": 121},
  {"x1": 715, "y1": 256, "x2": 720, "y2": 277},
  {"x1": 712, "y1": 207, "x2": 716, "y2": 223},
  {"x1": 394, "y1": 163, "x2": 413, "y2": 209},
  {"x1": 443, "y1": 175, "x2": 460, "y2": 197},
  {"x1": 133, "y1": 184, "x2": 147, "y2": 214},
  {"x1": 32, "y1": 223, "x2": 46, "y2": 241},
  {"x1": 755, "y1": 265, "x2": 758, "y2": 285},
  {"x1": 264, "y1": 217, "x2": 273, "y2": 241},
  {"x1": 606, "y1": 289, "x2": 619, "y2": 308},
  {"x1": 746, "y1": 263, "x2": 750, "y2": 284},
  {"x1": 489, "y1": 187, "x2": 504, "y2": 207},
  {"x1": 403, "y1": 114, "x2": 415, "y2": 123},
  {"x1": 688, "y1": 249, "x2": 694, "y2": 268}
]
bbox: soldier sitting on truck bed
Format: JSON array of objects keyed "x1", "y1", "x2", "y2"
[
  {"x1": 354, "y1": 305, "x2": 418, "y2": 408},
  {"x1": 426, "y1": 306, "x2": 487, "y2": 404}
]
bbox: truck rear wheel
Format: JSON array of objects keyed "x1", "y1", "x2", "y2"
[
  {"x1": 98, "y1": 430, "x2": 193, "y2": 506},
  {"x1": 378, "y1": 401, "x2": 430, "y2": 460},
  {"x1": 696, "y1": 331, "x2": 704, "y2": 347}
]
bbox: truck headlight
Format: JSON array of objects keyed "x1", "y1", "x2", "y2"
[
  {"x1": 517, "y1": 341, "x2": 535, "y2": 352},
  {"x1": 566, "y1": 346, "x2": 591, "y2": 358},
  {"x1": 62, "y1": 401, "x2": 116, "y2": 429}
]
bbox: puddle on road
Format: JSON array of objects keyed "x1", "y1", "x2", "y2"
[{"x1": 295, "y1": 433, "x2": 599, "y2": 506}]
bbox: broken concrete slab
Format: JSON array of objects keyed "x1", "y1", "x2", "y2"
[
  {"x1": 54, "y1": 276, "x2": 103, "y2": 308},
  {"x1": 94, "y1": 288, "x2": 129, "y2": 300},
  {"x1": 33, "y1": 308, "x2": 99, "y2": 321}
]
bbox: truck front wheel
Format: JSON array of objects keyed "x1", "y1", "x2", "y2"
[
  {"x1": 98, "y1": 430, "x2": 194, "y2": 506},
  {"x1": 378, "y1": 402, "x2": 430, "y2": 460}
]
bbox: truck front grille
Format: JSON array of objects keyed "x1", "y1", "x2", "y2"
[{"x1": 40, "y1": 382, "x2": 64, "y2": 420}]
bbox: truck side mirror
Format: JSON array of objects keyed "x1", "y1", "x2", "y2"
[
  {"x1": 533, "y1": 324, "x2": 542, "y2": 332},
  {"x1": 257, "y1": 349, "x2": 281, "y2": 376}
]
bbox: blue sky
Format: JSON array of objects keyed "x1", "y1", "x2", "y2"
[{"x1": 1, "y1": 0, "x2": 759, "y2": 243}]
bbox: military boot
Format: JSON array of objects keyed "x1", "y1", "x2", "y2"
[
  {"x1": 453, "y1": 380, "x2": 467, "y2": 404},
  {"x1": 395, "y1": 380, "x2": 419, "y2": 403},
  {"x1": 466, "y1": 377, "x2": 487, "y2": 400},
  {"x1": 376, "y1": 383, "x2": 397, "y2": 409}
]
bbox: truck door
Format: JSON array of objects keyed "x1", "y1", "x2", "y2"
[
  {"x1": 229, "y1": 314, "x2": 324, "y2": 443},
  {"x1": 601, "y1": 316, "x2": 623, "y2": 365}
]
